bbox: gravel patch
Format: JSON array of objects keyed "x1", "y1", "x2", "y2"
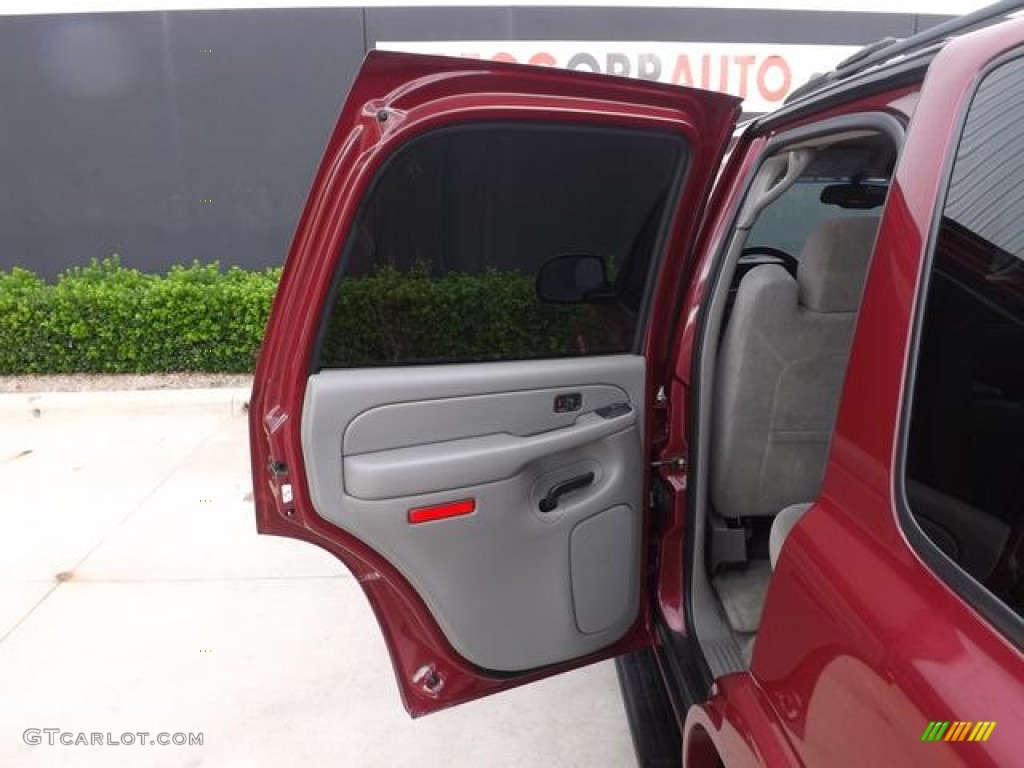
[{"x1": 0, "y1": 373, "x2": 254, "y2": 393}]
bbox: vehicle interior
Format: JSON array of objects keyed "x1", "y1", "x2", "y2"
[{"x1": 687, "y1": 125, "x2": 900, "y2": 673}]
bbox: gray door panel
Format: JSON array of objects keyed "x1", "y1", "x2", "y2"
[
  {"x1": 344, "y1": 408, "x2": 636, "y2": 500},
  {"x1": 301, "y1": 355, "x2": 646, "y2": 672},
  {"x1": 570, "y1": 504, "x2": 636, "y2": 634},
  {"x1": 344, "y1": 384, "x2": 630, "y2": 455}
]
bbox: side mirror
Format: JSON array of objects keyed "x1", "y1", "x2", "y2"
[{"x1": 536, "y1": 254, "x2": 612, "y2": 304}]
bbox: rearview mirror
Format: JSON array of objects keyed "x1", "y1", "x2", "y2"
[
  {"x1": 536, "y1": 254, "x2": 612, "y2": 304},
  {"x1": 820, "y1": 182, "x2": 888, "y2": 210}
]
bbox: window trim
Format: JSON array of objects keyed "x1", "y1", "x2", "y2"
[
  {"x1": 894, "y1": 48, "x2": 1024, "y2": 651},
  {"x1": 309, "y1": 120, "x2": 692, "y2": 373}
]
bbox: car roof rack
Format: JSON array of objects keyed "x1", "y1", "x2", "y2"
[{"x1": 785, "y1": 0, "x2": 1024, "y2": 105}]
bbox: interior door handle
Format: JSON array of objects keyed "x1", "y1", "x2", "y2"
[{"x1": 539, "y1": 472, "x2": 595, "y2": 513}]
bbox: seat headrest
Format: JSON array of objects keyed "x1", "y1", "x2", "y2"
[{"x1": 797, "y1": 217, "x2": 880, "y2": 313}]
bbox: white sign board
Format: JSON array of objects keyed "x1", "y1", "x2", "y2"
[{"x1": 378, "y1": 40, "x2": 860, "y2": 113}]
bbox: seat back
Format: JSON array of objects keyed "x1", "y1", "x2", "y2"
[{"x1": 711, "y1": 217, "x2": 880, "y2": 519}]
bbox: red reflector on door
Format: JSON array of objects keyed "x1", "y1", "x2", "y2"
[{"x1": 408, "y1": 499, "x2": 476, "y2": 525}]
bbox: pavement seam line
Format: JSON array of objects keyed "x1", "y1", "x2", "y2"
[{"x1": 0, "y1": 583, "x2": 60, "y2": 644}]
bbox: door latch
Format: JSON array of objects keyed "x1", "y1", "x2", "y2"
[
  {"x1": 267, "y1": 458, "x2": 294, "y2": 513},
  {"x1": 651, "y1": 455, "x2": 687, "y2": 471}
]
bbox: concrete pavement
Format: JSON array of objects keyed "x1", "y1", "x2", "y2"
[{"x1": 0, "y1": 388, "x2": 636, "y2": 767}]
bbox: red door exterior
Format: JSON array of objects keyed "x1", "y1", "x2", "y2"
[{"x1": 249, "y1": 50, "x2": 739, "y2": 716}]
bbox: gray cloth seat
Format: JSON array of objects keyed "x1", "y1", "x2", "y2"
[
  {"x1": 769, "y1": 502, "x2": 812, "y2": 569},
  {"x1": 711, "y1": 217, "x2": 880, "y2": 523}
]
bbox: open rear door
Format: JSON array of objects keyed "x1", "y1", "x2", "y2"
[{"x1": 250, "y1": 50, "x2": 738, "y2": 716}]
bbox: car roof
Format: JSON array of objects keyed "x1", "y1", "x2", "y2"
[{"x1": 756, "y1": 0, "x2": 1024, "y2": 129}]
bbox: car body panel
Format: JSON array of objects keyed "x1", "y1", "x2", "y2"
[
  {"x1": 683, "y1": 674, "x2": 801, "y2": 768},
  {"x1": 733, "y1": 18, "x2": 1024, "y2": 768},
  {"x1": 670, "y1": 16, "x2": 1024, "y2": 768}
]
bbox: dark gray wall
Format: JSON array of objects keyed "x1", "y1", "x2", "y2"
[
  {"x1": 1, "y1": 9, "x2": 364, "y2": 278},
  {"x1": 0, "y1": 7, "x2": 946, "y2": 278}
]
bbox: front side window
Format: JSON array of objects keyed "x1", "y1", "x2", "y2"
[
  {"x1": 905, "y1": 56, "x2": 1024, "y2": 624},
  {"x1": 747, "y1": 134, "x2": 894, "y2": 258},
  {"x1": 316, "y1": 124, "x2": 687, "y2": 368},
  {"x1": 748, "y1": 176, "x2": 889, "y2": 256}
]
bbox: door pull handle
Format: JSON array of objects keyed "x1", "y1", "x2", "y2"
[{"x1": 539, "y1": 472, "x2": 595, "y2": 513}]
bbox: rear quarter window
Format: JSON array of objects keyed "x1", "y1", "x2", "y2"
[{"x1": 903, "y1": 54, "x2": 1024, "y2": 633}]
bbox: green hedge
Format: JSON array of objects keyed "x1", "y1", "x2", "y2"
[
  {"x1": 321, "y1": 265, "x2": 623, "y2": 366},
  {"x1": 0, "y1": 256, "x2": 625, "y2": 374},
  {"x1": 0, "y1": 257, "x2": 279, "y2": 374}
]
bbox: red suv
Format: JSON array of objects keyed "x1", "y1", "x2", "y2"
[{"x1": 249, "y1": 3, "x2": 1024, "y2": 765}]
